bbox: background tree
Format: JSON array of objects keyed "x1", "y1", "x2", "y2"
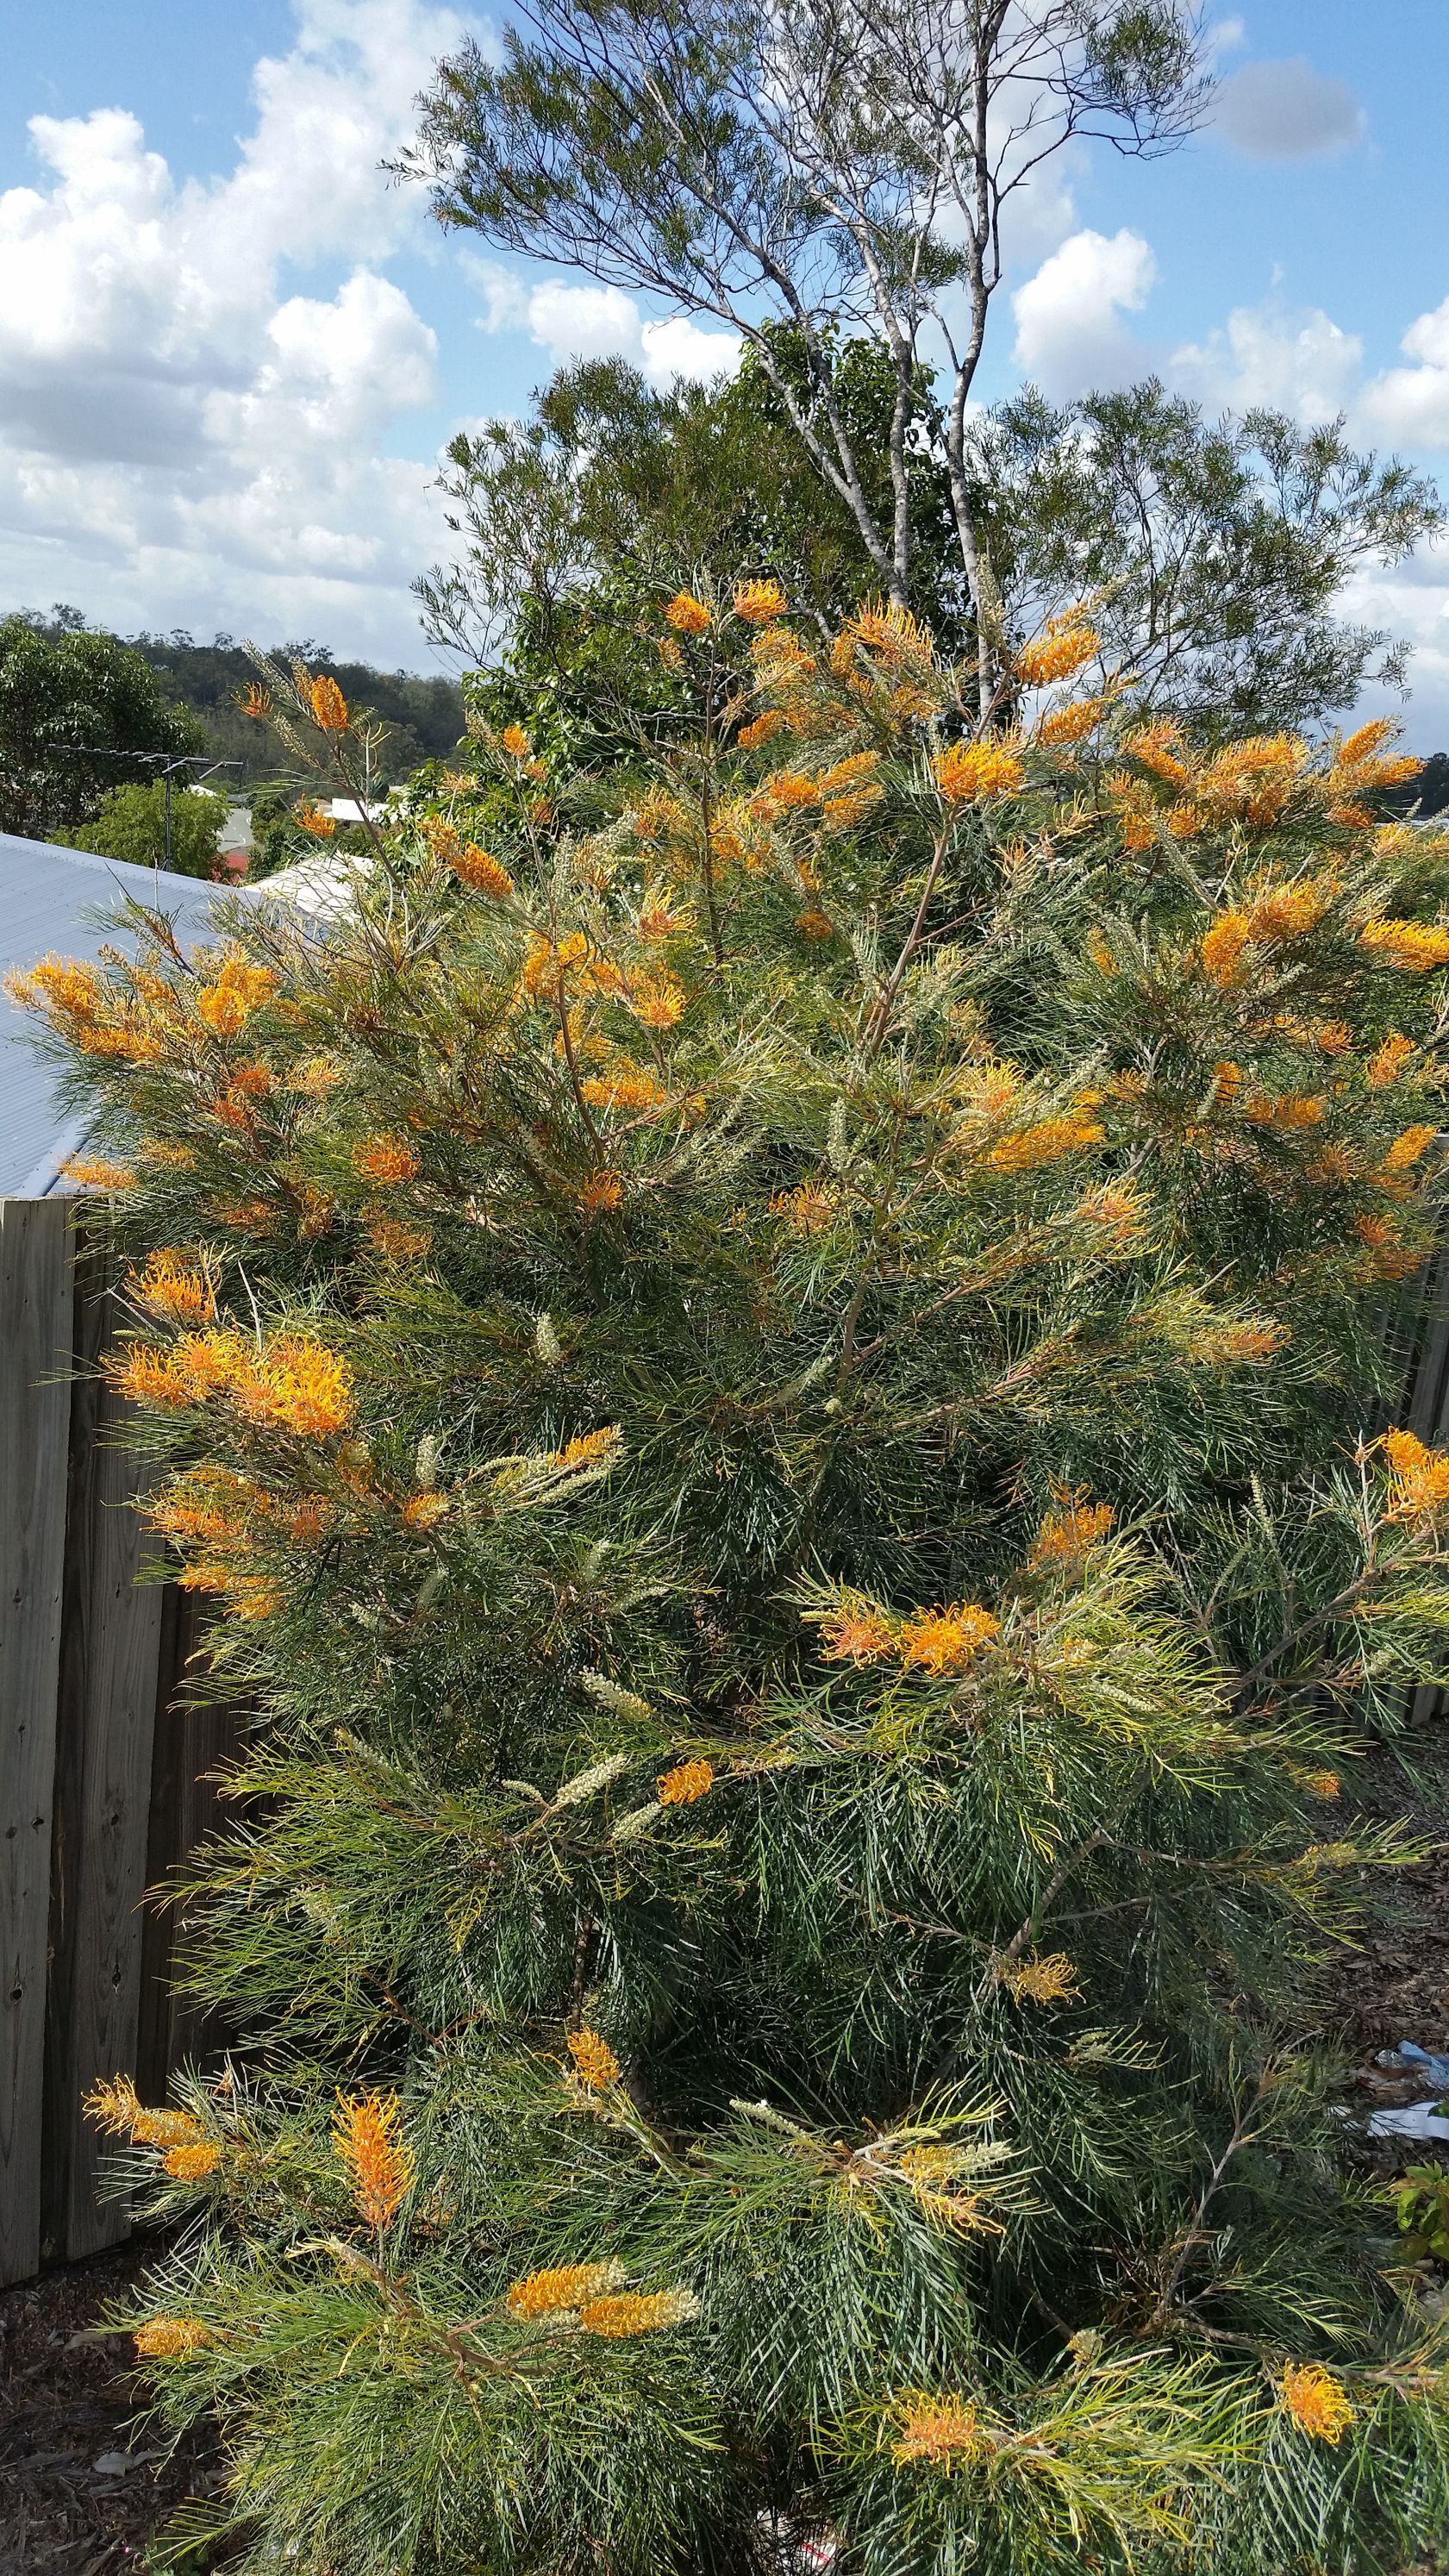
[
  {"x1": 423, "y1": 360, "x2": 1442, "y2": 760},
  {"x1": 0, "y1": 613, "x2": 200, "y2": 838},
  {"x1": 418, "y1": 345, "x2": 965, "y2": 765},
  {"x1": 18, "y1": 597, "x2": 1449, "y2": 2574},
  {"x1": 404, "y1": 0, "x2": 1208, "y2": 688},
  {"x1": 51, "y1": 777, "x2": 230, "y2": 878},
  {"x1": 974, "y1": 385, "x2": 1443, "y2": 739}
]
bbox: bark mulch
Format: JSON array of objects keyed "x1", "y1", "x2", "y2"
[{"x1": 0, "y1": 2240, "x2": 219, "y2": 2575}]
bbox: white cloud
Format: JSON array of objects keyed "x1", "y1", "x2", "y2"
[
  {"x1": 472, "y1": 266, "x2": 740, "y2": 389},
  {"x1": 1171, "y1": 297, "x2": 1364, "y2": 424},
  {"x1": 1213, "y1": 57, "x2": 1363, "y2": 160},
  {"x1": 0, "y1": 0, "x2": 477, "y2": 659},
  {"x1": 1362, "y1": 298, "x2": 1449, "y2": 447},
  {"x1": 1010, "y1": 228, "x2": 1157, "y2": 399}
]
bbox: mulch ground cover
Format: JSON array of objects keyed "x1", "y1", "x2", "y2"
[{"x1": 0, "y1": 2240, "x2": 219, "y2": 2574}]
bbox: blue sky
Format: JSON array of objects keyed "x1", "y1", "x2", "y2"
[{"x1": 1, "y1": 0, "x2": 1448, "y2": 733}]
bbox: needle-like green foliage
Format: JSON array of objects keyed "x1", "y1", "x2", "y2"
[{"x1": 19, "y1": 592, "x2": 1449, "y2": 2573}]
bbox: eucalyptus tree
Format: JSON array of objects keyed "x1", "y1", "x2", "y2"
[{"x1": 403, "y1": 0, "x2": 1209, "y2": 693}]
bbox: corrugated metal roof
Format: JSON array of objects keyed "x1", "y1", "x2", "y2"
[{"x1": 0, "y1": 832, "x2": 245, "y2": 1197}]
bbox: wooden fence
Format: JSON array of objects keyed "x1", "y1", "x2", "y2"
[{"x1": 0, "y1": 1197, "x2": 242, "y2": 2288}]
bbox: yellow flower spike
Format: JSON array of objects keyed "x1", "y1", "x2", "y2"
[
  {"x1": 578, "y1": 2288, "x2": 699, "y2": 2336},
  {"x1": 1277, "y1": 2361, "x2": 1355, "y2": 2443},
  {"x1": 507, "y1": 2260, "x2": 628, "y2": 2318},
  {"x1": 999, "y1": 1951, "x2": 1080, "y2": 2005},
  {"x1": 134, "y1": 2317, "x2": 212, "y2": 2360},
  {"x1": 501, "y1": 722, "x2": 531, "y2": 758},
  {"x1": 565, "y1": 2028, "x2": 621, "y2": 2091},
  {"x1": 333, "y1": 2089, "x2": 413, "y2": 2228}
]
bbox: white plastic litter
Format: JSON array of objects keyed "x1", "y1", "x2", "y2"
[{"x1": 1366, "y1": 2101, "x2": 1449, "y2": 2142}]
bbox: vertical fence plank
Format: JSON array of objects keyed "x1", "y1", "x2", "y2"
[
  {"x1": 136, "y1": 1591, "x2": 245, "y2": 2095},
  {"x1": 0, "y1": 1200, "x2": 74, "y2": 2288},
  {"x1": 42, "y1": 1212, "x2": 166, "y2": 2260}
]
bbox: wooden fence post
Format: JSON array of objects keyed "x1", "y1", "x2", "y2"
[
  {"x1": 41, "y1": 1211, "x2": 166, "y2": 2261},
  {"x1": 0, "y1": 1200, "x2": 75, "y2": 2288}
]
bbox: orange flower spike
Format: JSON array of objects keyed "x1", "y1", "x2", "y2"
[
  {"x1": 235, "y1": 682, "x2": 272, "y2": 722},
  {"x1": 453, "y1": 845, "x2": 515, "y2": 897},
  {"x1": 578, "y1": 1169, "x2": 624, "y2": 1215},
  {"x1": 308, "y1": 674, "x2": 349, "y2": 732},
  {"x1": 1277, "y1": 2362, "x2": 1355, "y2": 2444},
  {"x1": 734, "y1": 578, "x2": 787, "y2": 623},
  {"x1": 892, "y1": 2394, "x2": 982, "y2": 2470},
  {"x1": 501, "y1": 722, "x2": 531, "y2": 759},
  {"x1": 934, "y1": 739, "x2": 1026, "y2": 803},
  {"x1": 62, "y1": 1157, "x2": 135, "y2": 1191},
  {"x1": 1382, "y1": 1122, "x2": 1438, "y2": 1172},
  {"x1": 896, "y1": 1603, "x2": 1001, "y2": 1676},
  {"x1": 507, "y1": 2260, "x2": 627, "y2": 2318},
  {"x1": 353, "y1": 1133, "x2": 420, "y2": 1185},
  {"x1": 127, "y1": 1249, "x2": 216, "y2": 1329},
  {"x1": 658, "y1": 1759, "x2": 715, "y2": 1807},
  {"x1": 578, "y1": 2288, "x2": 699, "y2": 2336},
  {"x1": 1200, "y1": 909, "x2": 1252, "y2": 987},
  {"x1": 819, "y1": 1600, "x2": 896, "y2": 1666},
  {"x1": 163, "y1": 2138, "x2": 223, "y2": 2179},
  {"x1": 1367, "y1": 1032, "x2": 1415, "y2": 1088},
  {"x1": 240, "y1": 1335, "x2": 354, "y2": 1438},
  {"x1": 333, "y1": 2089, "x2": 413, "y2": 2228},
  {"x1": 1359, "y1": 919, "x2": 1449, "y2": 972},
  {"x1": 665, "y1": 591, "x2": 712, "y2": 635},
  {"x1": 1014, "y1": 615, "x2": 1099, "y2": 687}
]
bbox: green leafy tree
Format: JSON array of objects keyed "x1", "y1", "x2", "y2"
[
  {"x1": 973, "y1": 385, "x2": 1443, "y2": 738},
  {"x1": 403, "y1": 0, "x2": 1208, "y2": 691},
  {"x1": 53, "y1": 777, "x2": 231, "y2": 879},
  {"x1": 21, "y1": 598, "x2": 1449, "y2": 2573},
  {"x1": 419, "y1": 344, "x2": 965, "y2": 766},
  {"x1": 0, "y1": 614, "x2": 200, "y2": 838},
  {"x1": 424, "y1": 363, "x2": 1441, "y2": 760}
]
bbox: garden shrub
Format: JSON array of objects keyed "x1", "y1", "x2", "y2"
[{"x1": 16, "y1": 593, "x2": 1449, "y2": 2575}]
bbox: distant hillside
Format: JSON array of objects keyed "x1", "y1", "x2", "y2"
[
  {"x1": 17, "y1": 608, "x2": 465, "y2": 793},
  {"x1": 128, "y1": 630, "x2": 466, "y2": 791}
]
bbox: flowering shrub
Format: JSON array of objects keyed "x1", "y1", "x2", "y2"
[{"x1": 16, "y1": 592, "x2": 1449, "y2": 2574}]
